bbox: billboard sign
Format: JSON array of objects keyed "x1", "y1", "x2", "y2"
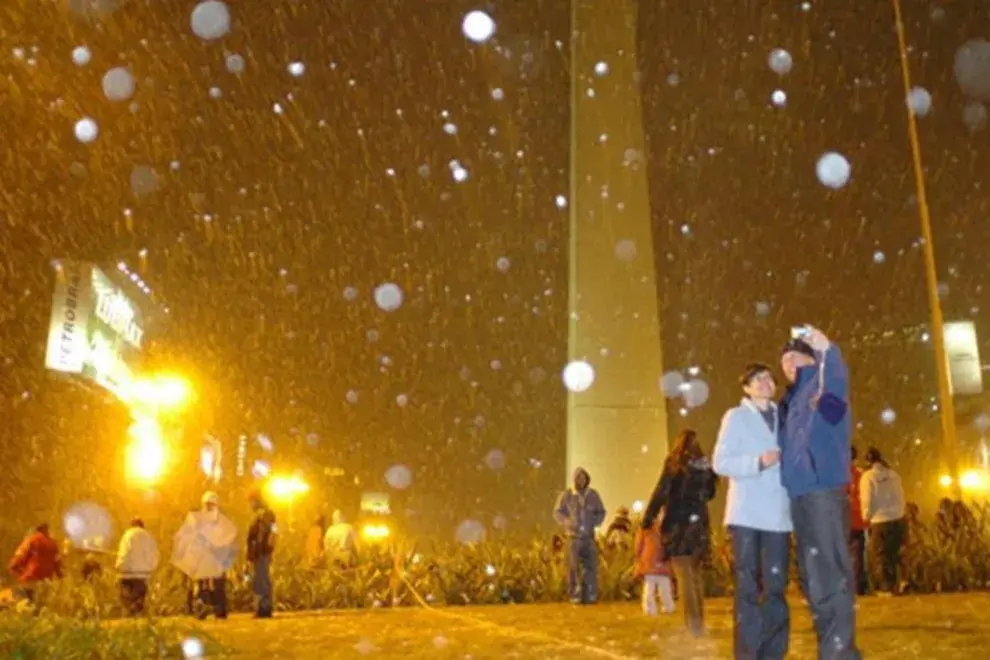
[
  {"x1": 45, "y1": 260, "x2": 93, "y2": 375},
  {"x1": 360, "y1": 492, "x2": 391, "y2": 515},
  {"x1": 944, "y1": 321, "x2": 983, "y2": 396},
  {"x1": 45, "y1": 261, "x2": 146, "y2": 399}
]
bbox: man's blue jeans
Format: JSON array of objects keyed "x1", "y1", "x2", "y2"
[
  {"x1": 252, "y1": 555, "x2": 273, "y2": 616},
  {"x1": 792, "y1": 489, "x2": 861, "y2": 659},
  {"x1": 567, "y1": 536, "x2": 598, "y2": 603},
  {"x1": 730, "y1": 526, "x2": 790, "y2": 660}
]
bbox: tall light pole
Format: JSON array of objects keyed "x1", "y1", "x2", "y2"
[{"x1": 891, "y1": 0, "x2": 962, "y2": 500}]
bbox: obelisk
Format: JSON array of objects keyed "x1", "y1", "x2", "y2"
[{"x1": 566, "y1": 0, "x2": 669, "y2": 516}]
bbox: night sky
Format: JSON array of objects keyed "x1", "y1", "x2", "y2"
[{"x1": 1, "y1": 0, "x2": 988, "y2": 542}]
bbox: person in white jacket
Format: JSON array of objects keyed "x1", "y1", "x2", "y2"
[
  {"x1": 713, "y1": 362, "x2": 793, "y2": 660},
  {"x1": 115, "y1": 518, "x2": 160, "y2": 614},
  {"x1": 323, "y1": 510, "x2": 358, "y2": 568},
  {"x1": 860, "y1": 447, "x2": 906, "y2": 595}
]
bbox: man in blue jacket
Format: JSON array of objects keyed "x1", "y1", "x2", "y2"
[{"x1": 779, "y1": 327, "x2": 861, "y2": 659}]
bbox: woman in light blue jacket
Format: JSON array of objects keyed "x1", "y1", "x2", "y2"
[{"x1": 713, "y1": 363, "x2": 793, "y2": 660}]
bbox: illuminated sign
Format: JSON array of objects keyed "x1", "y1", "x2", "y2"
[
  {"x1": 201, "y1": 436, "x2": 222, "y2": 482},
  {"x1": 360, "y1": 492, "x2": 391, "y2": 515},
  {"x1": 944, "y1": 321, "x2": 983, "y2": 396},
  {"x1": 44, "y1": 261, "x2": 147, "y2": 399},
  {"x1": 95, "y1": 288, "x2": 143, "y2": 349},
  {"x1": 45, "y1": 261, "x2": 92, "y2": 374}
]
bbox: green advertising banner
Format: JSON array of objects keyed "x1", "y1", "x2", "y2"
[{"x1": 45, "y1": 261, "x2": 146, "y2": 400}]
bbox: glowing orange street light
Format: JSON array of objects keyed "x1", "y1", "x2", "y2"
[
  {"x1": 940, "y1": 469, "x2": 989, "y2": 495},
  {"x1": 360, "y1": 523, "x2": 391, "y2": 543},
  {"x1": 126, "y1": 417, "x2": 167, "y2": 486},
  {"x1": 266, "y1": 475, "x2": 310, "y2": 500},
  {"x1": 265, "y1": 475, "x2": 310, "y2": 529},
  {"x1": 128, "y1": 374, "x2": 192, "y2": 413}
]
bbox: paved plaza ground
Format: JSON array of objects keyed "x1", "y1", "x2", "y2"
[{"x1": 192, "y1": 592, "x2": 990, "y2": 659}]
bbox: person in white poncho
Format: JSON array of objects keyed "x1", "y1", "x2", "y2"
[{"x1": 172, "y1": 491, "x2": 238, "y2": 619}]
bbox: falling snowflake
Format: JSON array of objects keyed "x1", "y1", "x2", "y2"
[
  {"x1": 562, "y1": 361, "x2": 595, "y2": 393},
  {"x1": 462, "y1": 11, "x2": 495, "y2": 43},
  {"x1": 191, "y1": 1, "x2": 231, "y2": 41},
  {"x1": 768, "y1": 48, "x2": 793, "y2": 75}
]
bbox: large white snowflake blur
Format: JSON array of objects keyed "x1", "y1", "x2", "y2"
[{"x1": 462, "y1": 10, "x2": 495, "y2": 43}]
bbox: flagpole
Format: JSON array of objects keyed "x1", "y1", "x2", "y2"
[{"x1": 891, "y1": 0, "x2": 962, "y2": 500}]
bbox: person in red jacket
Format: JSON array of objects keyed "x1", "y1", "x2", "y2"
[
  {"x1": 848, "y1": 447, "x2": 868, "y2": 595},
  {"x1": 8, "y1": 523, "x2": 63, "y2": 599}
]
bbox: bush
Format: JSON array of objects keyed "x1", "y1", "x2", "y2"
[{"x1": 0, "y1": 611, "x2": 222, "y2": 659}]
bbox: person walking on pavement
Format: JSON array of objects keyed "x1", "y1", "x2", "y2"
[
  {"x1": 115, "y1": 518, "x2": 160, "y2": 615},
  {"x1": 642, "y1": 429, "x2": 717, "y2": 637},
  {"x1": 860, "y1": 447, "x2": 906, "y2": 596},
  {"x1": 714, "y1": 363, "x2": 792, "y2": 659},
  {"x1": 779, "y1": 326, "x2": 861, "y2": 659},
  {"x1": 247, "y1": 489, "x2": 278, "y2": 618},
  {"x1": 553, "y1": 467, "x2": 606, "y2": 604}
]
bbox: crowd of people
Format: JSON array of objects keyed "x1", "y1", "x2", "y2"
[
  {"x1": 7, "y1": 489, "x2": 279, "y2": 619},
  {"x1": 0, "y1": 323, "x2": 969, "y2": 656},
  {"x1": 5, "y1": 485, "x2": 368, "y2": 619},
  {"x1": 552, "y1": 325, "x2": 919, "y2": 660}
]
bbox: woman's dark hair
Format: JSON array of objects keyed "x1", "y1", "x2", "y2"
[
  {"x1": 666, "y1": 429, "x2": 704, "y2": 472},
  {"x1": 739, "y1": 362, "x2": 773, "y2": 388},
  {"x1": 865, "y1": 447, "x2": 889, "y2": 468}
]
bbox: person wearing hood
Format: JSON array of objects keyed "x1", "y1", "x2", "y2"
[
  {"x1": 172, "y1": 491, "x2": 238, "y2": 620},
  {"x1": 860, "y1": 447, "x2": 906, "y2": 596},
  {"x1": 642, "y1": 429, "x2": 717, "y2": 636},
  {"x1": 779, "y1": 327, "x2": 860, "y2": 658},
  {"x1": 115, "y1": 518, "x2": 160, "y2": 615},
  {"x1": 713, "y1": 363, "x2": 792, "y2": 659},
  {"x1": 553, "y1": 467, "x2": 606, "y2": 604}
]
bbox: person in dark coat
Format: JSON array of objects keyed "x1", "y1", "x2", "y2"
[
  {"x1": 247, "y1": 490, "x2": 277, "y2": 618},
  {"x1": 642, "y1": 429, "x2": 717, "y2": 636},
  {"x1": 779, "y1": 327, "x2": 861, "y2": 659}
]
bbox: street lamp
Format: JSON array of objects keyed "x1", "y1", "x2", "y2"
[
  {"x1": 128, "y1": 374, "x2": 192, "y2": 413},
  {"x1": 360, "y1": 523, "x2": 391, "y2": 544},
  {"x1": 940, "y1": 469, "x2": 990, "y2": 496},
  {"x1": 126, "y1": 417, "x2": 167, "y2": 486},
  {"x1": 265, "y1": 475, "x2": 310, "y2": 529},
  {"x1": 892, "y1": 0, "x2": 963, "y2": 500}
]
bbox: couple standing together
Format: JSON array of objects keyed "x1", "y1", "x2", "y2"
[
  {"x1": 639, "y1": 325, "x2": 860, "y2": 659},
  {"x1": 712, "y1": 326, "x2": 860, "y2": 659}
]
